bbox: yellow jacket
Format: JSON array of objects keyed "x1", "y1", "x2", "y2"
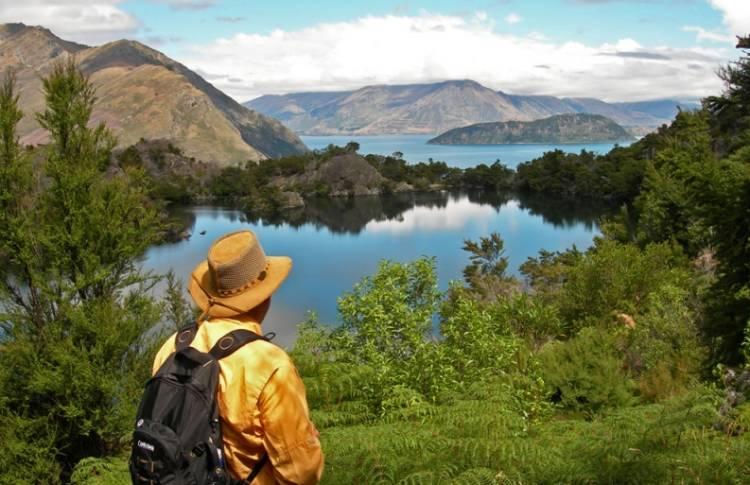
[{"x1": 152, "y1": 315, "x2": 324, "y2": 484}]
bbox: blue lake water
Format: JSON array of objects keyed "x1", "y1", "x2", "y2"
[
  {"x1": 301, "y1": 134, "x2": 627, "y2": 169},
  {"x1": 142, "y1": 191, "x2": 605, "y2": 347}
]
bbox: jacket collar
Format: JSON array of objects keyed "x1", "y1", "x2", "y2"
[{"x1": 215, "y1": 313, "x2": 263, "y2": 335}]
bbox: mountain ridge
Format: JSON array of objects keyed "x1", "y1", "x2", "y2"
[
  {"x1": 0, "y1": 23, "x2": 307, "y2": 165},
  {"x1": 247, "y1": 80, "x2": 698, "y2": 135}
]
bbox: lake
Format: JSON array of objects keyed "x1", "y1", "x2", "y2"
[
  {"x1": 301, "y1": 134, "x2": 628, "y2": 169},
  {"x1": 142, "y1": 191, "x2": 607, "y2": 347}
]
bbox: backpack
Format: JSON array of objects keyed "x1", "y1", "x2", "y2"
[{"x1": 130, "y1": 323, "x2": 270, "y2": 485}]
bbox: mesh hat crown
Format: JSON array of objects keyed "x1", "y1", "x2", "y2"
[{"x1": 189, "y1": 230, "x2": 292, "y2": 318}]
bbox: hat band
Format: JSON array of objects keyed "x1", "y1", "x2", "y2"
[
  {"x1": 215, "y1": 263, "x2": 270, "y2": 297},
  {"x1": 191, "y1": 273, "x2": 250, "y2": 324}
]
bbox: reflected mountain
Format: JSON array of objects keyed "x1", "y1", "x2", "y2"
[{"x1": 238, "y1": 190, "x2": 612, "y2": 235}]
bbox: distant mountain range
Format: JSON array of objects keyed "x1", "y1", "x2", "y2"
[
  {"x1": 428, "y1": 114, "x2": 634, "y2": 145},
  {"x1": 0, "y1": 23, "x2": 306, "y2": 165},
  {"x1": 246, "y1": 80, "x2": 698, "y2": 136}
]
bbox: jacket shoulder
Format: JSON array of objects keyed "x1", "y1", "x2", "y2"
[
  {"x1": 238, "y1": 338, "x2": 293, "y2": 366},
  {"x1": 223, "y1": 337, "x2": 295, "y2": 379}
]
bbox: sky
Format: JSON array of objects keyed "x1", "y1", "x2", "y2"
[{"x1": 1, "y1": 0, "x2": 749, "y2": 103}]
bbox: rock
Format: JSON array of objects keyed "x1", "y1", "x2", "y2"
[
  {"x1": 393, "y1": 181, "x2": 415, "y2": 193},
  {"x1": 270, "y1": 153, "x2": 386, "y2": 198},
  {"x1": 276, "y1": 191, "x2": 305, "y2": 209},
  {"x1": 316, "y1": 154, "x2": 385, "y2": 196},
  {"x1": 616, "y1": 313, "x2": 636, "y2": 330}
]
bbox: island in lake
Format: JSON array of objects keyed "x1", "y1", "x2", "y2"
[{"x1": 428, "y1": 113, "x2": 635, "y2": 145}]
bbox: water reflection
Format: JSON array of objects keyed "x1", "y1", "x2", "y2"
[{"x1": 240, "y1": 190, "x2": 611, "y2": 235}]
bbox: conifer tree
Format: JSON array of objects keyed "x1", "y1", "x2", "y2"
[
  {"x1": 705, "y1": 35, "x2": 750, "y2": 153},
  {"x1": 0, "y1": 59, "x2": 165, "y2": 481}
]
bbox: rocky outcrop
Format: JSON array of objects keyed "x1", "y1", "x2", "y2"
[
  {"x1": 271, "y1": 153, "x2": 386, "y2": 197},
  {"x1": 275, "y1": 191, "x2": 305, "y2": 209}
]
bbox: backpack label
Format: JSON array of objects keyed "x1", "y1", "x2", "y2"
[{"x1": 137, "y1": 440, "x2": 156, "y2": 453}]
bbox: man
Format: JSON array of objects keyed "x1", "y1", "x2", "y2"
[{"x1": 152, "y1": 230, "x2": 324, "y2": 484}]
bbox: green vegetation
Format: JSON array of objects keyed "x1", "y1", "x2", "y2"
[
  {"x1": 5, "y1": 37, "x2": 750, "y2": 485},
  {"x1": 0, "y1": 61, "x2": 172, "y2": 482}
]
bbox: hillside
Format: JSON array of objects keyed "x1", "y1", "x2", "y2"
[
  {"x1": 0, "y1": 23, "x2": 306, "y2": 165},
  {"x1": 428, "y1": 113, "x2": 635, "y2": 145},
  {"x1": 246, "y1": 80, "x2": 694, "y2": 135}
]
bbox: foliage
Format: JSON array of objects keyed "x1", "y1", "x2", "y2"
[
  {"x1": 461, "y1": 233, "x2": 518, "y2": 300},
  {"x1": 488, "y1": 293, "x2": 563, "y2": 351},
  {"x1": 705, "y1": 35, "x2": 750, "y2": 154},
  {"x1": 694, "y1": 146, "x2": 750, "y2": 365},
  {"x1": 614, "y1": 284, "x2": 702, "y2": 402},
  {"x1": 515, "y1": 146, "x2": 646, "y2": 203},
  {"x1": 70, "y1": 457, "x2": 130, "y2": 485},
  {"x1": 632, "y1": 110, "x2": 715, "y2": 255},
  {"x1": 540, "y1": 327, "x2": 635, "y2": 414},
  {"x1": 0, "y1": 60, "x2": 164, "y2": 481},
  {"x1": 557, "y1": 240, "x2": 688, "y2": 334},
  {"x1": 332, "y1": 258, "x2": 444, "y2": 403},
  {"x1": 519, "y1": 247, "x2": 582, "y2": 303}
]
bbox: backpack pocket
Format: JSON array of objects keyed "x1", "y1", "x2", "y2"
[{"x1": 130, "y1": 419, "x2": 186, "y2": 483}]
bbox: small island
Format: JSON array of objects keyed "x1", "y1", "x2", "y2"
[{"x1": 428, "y1": 113, "x2": 635, "y2": 145}]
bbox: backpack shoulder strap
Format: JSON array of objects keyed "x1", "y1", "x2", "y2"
[
  {"x1": 211, "y1": 329, "x2": 271, "y2": 484},
  {"x1": 174, "y1": 322, "x2": 198, "y2": 351},
  {"x1": 235, "y1": 454, "x2": 269, "y2": 484},
  {"x1": 209, "y1": 329, "x2": 269, "y2": 361}
]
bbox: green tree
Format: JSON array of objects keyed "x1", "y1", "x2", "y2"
[
  {"x1": 632, "y1": 110, "x2": 715, "y2": 255},
  {"x1": 705, "y1": 35, "x2": 750, "y2": 154},
  {"x1": 0, "y1": 59, "x2": 164, "y2": 481},
  {"x1": 695, "y1": 147, "x2": 750, "y2": 365},
  {"x1": 461, "y1": 233, "x2": 518, "y2": 300}
]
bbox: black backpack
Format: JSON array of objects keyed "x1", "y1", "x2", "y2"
[{"x1": 130, "y1": 323, "x2": 270, "y2": 485}]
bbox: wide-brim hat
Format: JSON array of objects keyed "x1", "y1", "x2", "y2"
[{"x1": 189, "y1": 230, "x2": 292, "y2": 318}]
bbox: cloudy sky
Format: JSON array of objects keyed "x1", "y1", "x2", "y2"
[{"x1": 1, "y1": 0, "x2": 748, "y2": 102}]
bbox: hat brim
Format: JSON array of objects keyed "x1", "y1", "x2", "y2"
[{"x1": 188, "y1": 256, "x2": 292, "y2": 318}]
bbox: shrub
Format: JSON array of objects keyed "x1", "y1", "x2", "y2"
[
  {"x1": 440, "y1": 293, "x2": 520, "y2": 386},
  {"x1": 540, "y1": 327, "x2": 635, "y2": 414},
  {"x1": 488, "y1": 293, "x2": 563, "y2": 351},
  {"x1": 70, "y1": 457, "x2": 130, "y2": 485},
  {"x1": 558, "y1": 240, "x2": 688, "y2": 334},
  {"x1": 331, "y1": 257, "x2": 444, "y2": 404},
  {"x1": 624, "y1": 285, "x2": 705, "y2": 400}
]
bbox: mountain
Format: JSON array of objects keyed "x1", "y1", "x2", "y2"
[
  {"x1": 246, "y1": 80, "x2": 692, "y2": 135},
  {"x1": 613, "y1": 100, "x2": 700, "y2": 120},
  {"x1": 0, "y1": 23, "x2": 306, "y2": 165},
  {"x1": 428, "y1": 114, "x2": 635, "y2": 145}
]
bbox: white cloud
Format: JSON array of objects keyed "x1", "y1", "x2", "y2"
[
  {"x1": 149, "y1": 0, "x2": 217, "y2": 10},
  {"x1": 505, "y1": 13, "x2": 522, "y2": 25},
  {"x1": 364, "y1": 196, "x2": 497, "y2": 235},
  {"x1": 708, "y1": 0, "x2": 750, "y2": 37},
  {"x1": 182, "y1": 12, "x2": 729, "y2": 102},
  {"x1": 683, "y1": 25, "x2": 734, "y2": 43},
  {"x1": 0, "y1": 0, "x2": 139, "y2": 44}
]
